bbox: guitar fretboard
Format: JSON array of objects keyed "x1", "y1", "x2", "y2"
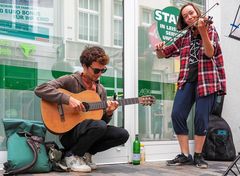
[{"x1": 87, "y1": 98, "x2": 140, "y2": 111}]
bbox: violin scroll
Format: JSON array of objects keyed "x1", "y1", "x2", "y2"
[{"x1": 204, "y1": 16, "x2": 213, "y2": 25}]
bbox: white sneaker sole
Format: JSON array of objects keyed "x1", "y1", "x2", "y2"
[{"x1": 71, "y1": 167, "x2": 91, "y2": 172}]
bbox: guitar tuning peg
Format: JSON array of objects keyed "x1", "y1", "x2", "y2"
[{"x1": 113, "y1": 93, "x2": 117, "y2": 100}]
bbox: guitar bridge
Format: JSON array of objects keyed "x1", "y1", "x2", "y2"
[{"x1": 57, "y1": 104, "x2": 65, "y2": 121}]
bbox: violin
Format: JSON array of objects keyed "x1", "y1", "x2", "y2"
[{"x1": 191, "y1": 16, "x2": 213, "y2": 33}]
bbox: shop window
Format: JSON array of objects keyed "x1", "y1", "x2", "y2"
[
  {"x1": 141, "y1": 8, "x2": 153, "y2": 27},
  {"x1": 78, "y1": 0, "x2": 100, "y2": 42},
  {"x1": 113, "y1": 0, "x2": 123, "y2": 47},
  {"x1": 138, "y1": 0, "x2": 205, "y2": 141}
]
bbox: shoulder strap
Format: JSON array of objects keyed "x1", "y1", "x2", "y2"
[{"x1": 4, "y1": 132, "x2": 41, "y2": 175}]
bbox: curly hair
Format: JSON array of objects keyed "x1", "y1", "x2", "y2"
[
  {"x1": 80, "y1": 46, "x2": 110, "y2": 67},
  {"x1": 176, "y1": 3, "x2": 202, "y2": 31}
]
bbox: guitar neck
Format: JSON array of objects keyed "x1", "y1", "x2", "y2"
[
  {"x1": 87, "y1": 98, "x2": 139, "y2": 111},
  {"x1": 118, "y1": 97, "x2": 140, "y2": 106}
]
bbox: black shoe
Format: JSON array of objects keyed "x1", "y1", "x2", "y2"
[
  {"x1": 166, "y1": 153, "x2": 193, "y2": 166},
  {"x1": 194, "y1": 153, "x2": 208, "y2": 169}
]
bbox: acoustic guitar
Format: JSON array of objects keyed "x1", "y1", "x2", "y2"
[{"x1": 41, "y1": 88, "x2": 155, "y2": 134}]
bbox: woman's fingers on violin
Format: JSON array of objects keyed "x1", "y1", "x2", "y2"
[
  {"x1": 199, "y1": 18, "x2": 205, "y2": 24},
  {"x1": 194, "y1": 18, "x2": 205, "y2": 28},
  {"x1": 199, "y1": 18, "x2": 208, "y2": 26}
]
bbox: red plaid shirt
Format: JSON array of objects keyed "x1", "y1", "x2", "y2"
[{"x1": 163, "y1": 25, "x2": 226, "y2": 97}]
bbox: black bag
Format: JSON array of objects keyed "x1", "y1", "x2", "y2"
[{"x1": 202, "y1": 114, "x2": 236, "y2": 161}]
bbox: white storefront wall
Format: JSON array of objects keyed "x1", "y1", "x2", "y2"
[
  {"x1": 217, "y1": 0, "x2": 240, "y2": 153},
  {"x1": 207, "y1": 0, "x2": 240, "y2": 153}
]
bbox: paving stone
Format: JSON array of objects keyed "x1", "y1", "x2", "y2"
[{"x1": 0, "y1": 161, "x2": 235, "y2": 176}]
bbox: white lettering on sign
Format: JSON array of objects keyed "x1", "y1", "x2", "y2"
[
  {"x1": 166, "y1": 26, "x2": 177, "y2": 32},
  {"x1": 0, "y1": 3, "x2": 53, "y2": 23},
  {"x1": 166, "y1": 31, "x2": 177, "y2": 37},
  {"x1": 160, "y1": 24, "x2": 165, "y2": 29},
  {"x1": 154, "y1": 10, "x2": 162, "y2": 21},
  {"x1": 154, "y1": 9, "x2": 178, "y2": 25}
]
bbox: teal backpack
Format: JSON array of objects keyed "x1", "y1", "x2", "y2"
[{"x1": 2, "y1": 118, "x2": 52, "y2": 175}]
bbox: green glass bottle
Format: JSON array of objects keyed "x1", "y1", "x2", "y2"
[{"x1": 132, "y1": 134, "x2": 140, "y2": 165}]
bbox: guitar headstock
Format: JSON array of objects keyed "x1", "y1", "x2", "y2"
[{"x1": 139, "y1": 95, "x2": 156, "y2": 106}]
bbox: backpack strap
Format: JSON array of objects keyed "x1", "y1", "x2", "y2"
[{"x1": 4, "y1": 132, "x2": 43, "y2": 175}]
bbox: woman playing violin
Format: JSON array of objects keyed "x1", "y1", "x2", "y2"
[{"x1": 155, "y1": 3, "x2": 226, "y2": 169}]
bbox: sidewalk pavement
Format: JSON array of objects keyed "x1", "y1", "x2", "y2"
[{"x1": 0, "y1": 160, "x2": 235, "y2": 176}]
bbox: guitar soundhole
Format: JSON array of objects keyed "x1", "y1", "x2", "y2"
[{"x1": 82, "y1": 102, "x2": 90, "y2": 111}]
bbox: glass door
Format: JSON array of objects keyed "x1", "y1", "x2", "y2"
[{"x1": 137, "y1": 0, "x2": 206, "y2": 161}]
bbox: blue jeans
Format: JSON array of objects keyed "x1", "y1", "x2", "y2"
[{"x1": 171, "y1": 82, "x2": 216, "y2": 136}]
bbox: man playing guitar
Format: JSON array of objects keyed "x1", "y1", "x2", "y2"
[{"x1": 35, "y1": 46, "x2": 129, "y2": 173}]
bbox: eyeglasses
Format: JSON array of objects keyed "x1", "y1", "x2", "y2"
[{"x1": 89, "y1": 66, "x2": 107, "y2": 74}]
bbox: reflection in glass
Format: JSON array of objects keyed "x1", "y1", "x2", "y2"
[{"x1": 138, "y1": 0, "x2": 205, "y2": 141}]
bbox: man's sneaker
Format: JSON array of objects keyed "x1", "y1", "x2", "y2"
[
  {"x1": 166, "y1": 153, "x2": 193, "y2": 166},
  {"x1": 64, "y1": 155, "x2": 91, "y2": 172},
  {"x1": 194, "y1": 153, "x2": 208, "y2": 169},
  {"x1": 83, "y1": 153, "x2": 97, "y2": 170}
]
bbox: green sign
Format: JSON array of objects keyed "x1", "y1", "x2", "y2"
[
  {"x1": 0, "y1": 2, "x2": 51, "y2": 40},
  {"x1": 154, "y1": 6, "x2": 180, "y2": 45}
]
